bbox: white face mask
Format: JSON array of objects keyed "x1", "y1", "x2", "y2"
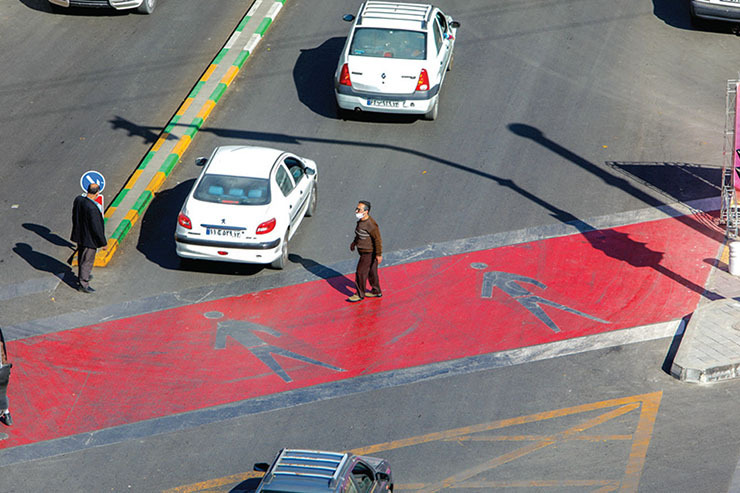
[{"x1": 355, "y1": 212, "x2": 365, "y2": 219}]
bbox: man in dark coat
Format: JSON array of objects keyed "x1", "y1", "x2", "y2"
[
  {"x1": 71, "y1": 183, "x2": 107, "y2": 293},
  {"x1": 0, "y1": 328, "x2": 12, "y2": 428}
]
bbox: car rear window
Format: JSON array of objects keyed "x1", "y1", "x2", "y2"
[
  {"x1": 349, "y1": 28, "x2": 426, "y2": 60},
  {"x1": 193, "y1": 175, "x2": 270, "y2": 205}
]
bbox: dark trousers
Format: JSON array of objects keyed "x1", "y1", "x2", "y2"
[
  {"x1": 355, "y1": 252, "x2": 381, "y2": 298},
  {"x1": 0, "y1": 364, "x2": 10, "y2": 412},
  {"x1": 77, "y1": 246, "x2": 96, "y2": 288}
]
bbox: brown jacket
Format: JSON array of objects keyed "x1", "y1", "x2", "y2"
[{"x1": 353, "y1": 216, "x2": 382, "y2": 255}]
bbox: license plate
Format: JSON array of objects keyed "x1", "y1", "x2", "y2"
[
  {"x1": 206, "y1": 228, "x2": 244, "y2": 238},
  {"x1": 367, "y1": 99, "x2": 400, "y2": 108}
]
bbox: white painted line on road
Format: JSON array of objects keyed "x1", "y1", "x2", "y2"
[
  {"x1": 246, "y1": 0, "x2": 263, "y2": 17},
  {"x1": 224, "y1": 30, "x2": 242, "y2": 50},
  {"x1": 266, "y1": 1, "x2": 282, "y2": 18},
  {"x1": 0, "y1": 275, "x2": 63, "y2": 302},
  {"x1": 244, "y1": 33, "x2": 261, "y2": 53},
  {"x1": 492, "y1": 319, "x2": 684, "y2": 370}
]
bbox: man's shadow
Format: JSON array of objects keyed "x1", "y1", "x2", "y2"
[
  {"x1": 13, "y1": 243, "x2": 77, "y2": 288},
  {"x1": 289, "y1": 254, "x2": 355, "y2": 296},
  {"x1": 22, "y1": 223, "x2": 75, "y2": 249}
]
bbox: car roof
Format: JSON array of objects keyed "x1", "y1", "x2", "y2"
[
  {"x1": 205, "y1": 145, "x2": 286, "y2": 179},
  {"x1": 260, "y1": 449, "x2": 350, "y2": 492},
  {"x1": 356, "y1": 1, "x2": 433, "y2": 31}
]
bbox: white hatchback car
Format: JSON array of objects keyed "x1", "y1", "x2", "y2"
[
  {"x1": 334, "y1": 1, "x2": 459, "y2": 120},
  {"x1": 48, "y1": 0, "x2": 157, "y2": 14},
  {"x1": 175, "y1": 146, "x2": 318, "y2": 269}
]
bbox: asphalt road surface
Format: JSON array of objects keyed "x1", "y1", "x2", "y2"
[
  {"x1": 2, "y1": 0, "x2": 734, "y2": 325},
  {"x1": 2, "y1": 0, "x2": 740, "y2": 491},
  {"x1": 3, "y1": 338, "x2": 740, "y2": 492}
]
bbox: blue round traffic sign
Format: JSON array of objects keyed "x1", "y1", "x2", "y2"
[{"x1": 80, "y1": 170, "x2": 105, "y2": 193}]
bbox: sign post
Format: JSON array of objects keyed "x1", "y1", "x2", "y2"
[{"x1": 80, "y1": 170, "x2": 106, "y2": 213}]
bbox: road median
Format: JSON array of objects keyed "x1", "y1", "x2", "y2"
[{"x1": 94, "y1": 0, "x2": 287, "y2": 267}]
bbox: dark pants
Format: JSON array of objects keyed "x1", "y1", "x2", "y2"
[
  {"x1": 355, "y1": 252, "x2": 381, "y2": 298},
  {"x1": 0, "y1": 364, "x2": 10, "y2": 412},
  {"x1": 77, "y1": 246, "x2": 96, "y2": 288}
]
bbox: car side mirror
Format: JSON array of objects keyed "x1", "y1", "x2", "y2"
[
  {"x1": 376, "y1": 472, "x2": 390, "y2": 482},
  {"x1": 305, "y1": 167, "x2": 316, "y2": 176},
  {"x1": 343, "y1": 14, "x2": 355, "y2": 22},
  {"x1": 195, "y1": 157, "x2": 207, "y2": 166},
  {"x1": 254, "y1": 462, "x2": 270, "y2": 472},
  {"x1": 450, "y1": 20, "x2": 460, "y2": 28}
]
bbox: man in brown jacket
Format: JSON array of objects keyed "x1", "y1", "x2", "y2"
[{"x1": 348, "y1": 200, "x2": 382, "y2": 302}]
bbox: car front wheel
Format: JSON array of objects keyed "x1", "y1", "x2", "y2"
[
  {"x1": 271, "y1": 234, "x2": 289, "y2": 269},
  {"x1": 136, "y1": 0, "x2": 156, "y2": 14}
]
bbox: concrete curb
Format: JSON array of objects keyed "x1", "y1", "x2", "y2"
[{"x1": 94, "y1": 0, "x2": 287, "y2": 267}]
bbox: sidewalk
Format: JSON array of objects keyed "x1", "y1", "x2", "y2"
[
  {"x1": 670, "y1": 241, "x2": 740, "y2": 383},
  {"x1": 0, "y1": 211, "x2": 723, "y2": 459}
]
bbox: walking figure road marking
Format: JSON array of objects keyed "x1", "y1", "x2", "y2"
[
  {"x1": 208, "y1": 312, "x2": 344, "y2": 383},
  {"x1": 472, "y1": 264, "x2": 610, "y2": 333}
]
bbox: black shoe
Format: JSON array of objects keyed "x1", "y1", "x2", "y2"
[
  {"x1": 78, "y1": 286, "x2": 95, "y2": 294},
  {"x1": 2, "y1": 412, "x2": 12, "y2": 426}
]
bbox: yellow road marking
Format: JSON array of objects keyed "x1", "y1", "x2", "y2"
[
  {"x1": 172, "y1": 135, "x2": 192, "y2": 158},
  {"x1": 164, "y1": 392, "x2": 662, "y2": 492},
  {"x1": 201, "y1": 64, "x2": 217, "y2": 82},
  {"x1": 350, "y1": 392, "x2": 660, "y2": 456},
  {"x1": 196, "y1": 100, "x2": 216, "y2": 121},
  {"x1": 446, "y1": 434, "x2": 633, "y2": 442},
  {"x1": 162, "y1": 471, "x2": 264, "y2": 493},
  {"x1": 176, "y1": 99, "x2": 194, "y2": 116}
]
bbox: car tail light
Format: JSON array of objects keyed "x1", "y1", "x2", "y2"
[
  {"x1": 256, "y1": 218, "x2": 276, "y2": 235},
  {"x1": 339, "y1": 63, "x2": 352, "y2": 86},
  {"x1": 178, "y1": 212, "x2": 192, "y2": 230},
  {"x1": 415, "y1": 69, "x2": 429, "y2": 91}
]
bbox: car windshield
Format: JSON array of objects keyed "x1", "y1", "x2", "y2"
[
  {"x1": 193, "y1": 174, "x2": 270, "y2": 205},
  {"x1": 349, "y1": 28, "x2": 426, "y2": 60}
]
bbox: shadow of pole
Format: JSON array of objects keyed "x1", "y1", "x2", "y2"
[
  {"x1": 506, "y1": 123, "x2": 722, "y2": 299},
  {"x1": 109, "y1": 116, "x2": 722, "y2": 298}
]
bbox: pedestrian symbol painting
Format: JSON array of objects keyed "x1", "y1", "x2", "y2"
[
  {"x1": 472, "y1": 263, "x2": 610, "y2": 333},
  {"x1": 207, "y1": 312, "x2": 345, "y2": 383}
]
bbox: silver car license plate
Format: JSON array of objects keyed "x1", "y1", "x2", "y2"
[
  {"x1": 206, "y1": 228, "x2": 244, "y2": 238},
  {"x1": 367, "y1": 99, "x2": 400, "y2": 107}
]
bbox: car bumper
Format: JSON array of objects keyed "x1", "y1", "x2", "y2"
[
  {"x1": 175, "y1": 234, "x2": 282, "y2": 264},
  {"x1": 48, "y1": 0, "x2": 144, "y2": 10},
  {"x1": 691, "y1": 0, "x2": 740, "y2": 21},
  {"x1": 335, "y1": 85, "x2": 439, "y2": 114}
]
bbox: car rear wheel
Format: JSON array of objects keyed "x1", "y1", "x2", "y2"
[
  {"x1": 271, "y1": 234, "x2": 289, "y2": 269},
  {"x1": 136, "y1": 0, "x2": 156, "y2": 14},
  {"x1": 424, "y1": 99, "x2": 439, "y2": 121},
  {"x1": 305, "y1": 184, "x2": 317, "y2": 217},
  {"x1": 447, "y1": 53, "x2": 454, "y2": 71}
]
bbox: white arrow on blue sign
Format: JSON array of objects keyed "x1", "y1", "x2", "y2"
[{"x1": 80, "y1": 170, "x2": 105, "y2": 193}]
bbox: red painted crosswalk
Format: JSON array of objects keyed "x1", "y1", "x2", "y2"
[{"x1": 1, "y1": 214, "x2": 722, "y2": 449}]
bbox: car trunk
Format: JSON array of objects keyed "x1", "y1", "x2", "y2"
[
  {"x1": 348, "y1": 56, "x2": 424, "y2": 95},
  {"x1": 185, "y1": 200, "x2": 274, "y2": 242}
]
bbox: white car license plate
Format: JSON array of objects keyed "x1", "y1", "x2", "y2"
[
  {"x1": 367, "y1": 99, "x2": 400, "y2": 108},
  {"x1": 206, "y1": 228, "x2": 244, "y2": 238}
]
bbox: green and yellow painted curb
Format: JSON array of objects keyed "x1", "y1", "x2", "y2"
[{"x1": 94, "y1": 0, "x2": 286, "y2": 266}]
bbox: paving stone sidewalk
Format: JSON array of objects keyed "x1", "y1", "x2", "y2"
[{"x1": 671, "y1": 243, "x2": 740, "y2": 383}]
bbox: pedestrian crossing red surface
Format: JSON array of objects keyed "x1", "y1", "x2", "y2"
[{"x1": 1, "y1": 213, "x2": 722, "y2": 449}]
